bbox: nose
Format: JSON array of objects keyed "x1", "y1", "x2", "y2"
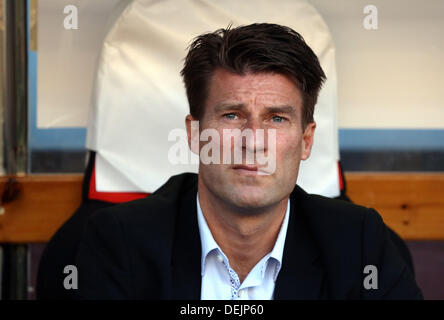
[{"x1": 243, "y1": 117, "x2": 266, "y2": 153}]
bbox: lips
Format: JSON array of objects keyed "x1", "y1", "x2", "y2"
[
  {"x1": 232, "y1": 165, "x2": 270, "y2": 176},
  {"x1": 232, "y1": 165, "x2": 258, "y2": 171}
]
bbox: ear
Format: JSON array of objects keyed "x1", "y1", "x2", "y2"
[
  {"x1": 301, "y1": 121, "x2": 316, "y2": 161},
  {"x1": 185, "y1": 114, "x2": 200, "y2": 155}
]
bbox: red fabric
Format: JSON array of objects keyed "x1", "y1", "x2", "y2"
[
  {"x1": 338, "y1": 161, "x2": 344, "y2": 191},
  {"x1": 88, "y1": 163, "x2": 149, "y2": 203}
]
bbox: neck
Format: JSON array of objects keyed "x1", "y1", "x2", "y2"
[{"x1": 198, "y1": 181, "x2": 288, "y2": 283}]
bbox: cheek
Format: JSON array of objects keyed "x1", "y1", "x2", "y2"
[{"x1": 274, "y1": 132, "x2": 302, "y2": 164}]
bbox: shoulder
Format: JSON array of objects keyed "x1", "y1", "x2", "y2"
[
  {"x1": 293, "y1": 186, "x2": 378, "y2": 234},
  {"x1": 90, "y1": 172, "x2": 197, "y2": 219},
  {"x1": 291, "y1": 186, "x2": 381, "y2": 287},
  {"x1": 85, "y1": 172, "x2": 198, "y2": 248},
  {"x1": 91, "y1": 192, "x2": 175, "y2": 227},
  {"x1": 297, "y1": 187, "x2": 388, "y2": 253},
  {"x1": 292, "y1": 186, "x2": 422, "y2": 299},
  {"x1": 76, "y1": 173, "x2": 199, "y2": 299},
  {"x1": 302, "y1": 192, "x2": 386, "y2": 262}
]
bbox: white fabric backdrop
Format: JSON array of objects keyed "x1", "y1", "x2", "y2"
[
  {"x1": 86, "y1": 0, "x2": 340, "y2": 197},
  {"x1": 37, "y1": 0, "x2": 129, "y2": 128}
]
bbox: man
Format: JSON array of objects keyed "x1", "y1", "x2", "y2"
[{"x1": 76, "y1": 23, "x2": 422, "y2": 299}]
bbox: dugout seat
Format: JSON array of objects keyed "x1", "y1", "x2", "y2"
[{"x1": 36, "y1": 0, "x2": 414, "y2": 299}]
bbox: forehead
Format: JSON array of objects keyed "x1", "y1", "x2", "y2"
[{"x1": 205, "y1": 69, "x2": 302, "y2": 110}]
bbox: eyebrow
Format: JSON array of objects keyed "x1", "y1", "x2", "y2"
[
  {"x1": 214, "y1": 102, "x2": 297, "y2": 116},
  {"x1": 214, "y1": 102, "x2": 245, "y2": 113},
  {"x1": 265, "y1": 105, "x2": 297, "y2": 115}
]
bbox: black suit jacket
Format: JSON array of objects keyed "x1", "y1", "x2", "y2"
[{"x1": 76, "y1": 173, "x2": 422, "y2": 299}]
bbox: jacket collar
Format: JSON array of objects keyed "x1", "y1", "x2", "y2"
[
  {"x1": 273, "y1": 185, "x2": 325, "y2": 299},
  {"x1": 170, "y1": 179, "x2": 202, "y2": 299},
  {"x1": 170, "y1": 174, "x2": 325, "y2": 300}
]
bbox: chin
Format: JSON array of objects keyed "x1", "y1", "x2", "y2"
[{"x1": 227, "y1": 187, "x2": 275, "y2": 211}]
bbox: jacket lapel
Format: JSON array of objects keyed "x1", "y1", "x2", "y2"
[
  {"x1": 274, "y1": 186, "x2": 326, "y2": 299},
  {"x1": 170, "y1": 181, "x2": 202, "y2": 299}
]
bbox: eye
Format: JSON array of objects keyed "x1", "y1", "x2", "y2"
[
  {"x1": 271, "y1": 116, "x2": 286, "y2": 123},
  {"x1": 224, "y1": 113, "x2": 239, "y2": 120}
]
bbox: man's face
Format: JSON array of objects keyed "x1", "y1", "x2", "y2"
[{"x1": 187, "y1": 68, "x2": 315, "y2": 212}]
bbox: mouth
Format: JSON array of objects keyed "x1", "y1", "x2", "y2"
[{"x1": 232, "y1": 165, "x2": 271, "y2": 176}]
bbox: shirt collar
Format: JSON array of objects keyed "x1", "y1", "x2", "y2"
[
  {"x1": 197, "y1": 194, "x2": 290, "y2": 279},
  {"x1": 196, "y1": 194, "x2": 221, "y2": 275},
  {"x1": 267, "y1": 198, "x2": 290, "y2": 280}
]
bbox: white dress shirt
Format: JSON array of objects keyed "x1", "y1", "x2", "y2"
[{"x1": 197, "y1": 195, "x2": 290, "y2": 300}]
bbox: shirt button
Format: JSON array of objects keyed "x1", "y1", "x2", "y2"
[
  {"x1": 216, "y1": 254, "x2": 224, "y2": 263},
  {"x1": 238, "y1": 289, "x2": 246, "y2": 299}
]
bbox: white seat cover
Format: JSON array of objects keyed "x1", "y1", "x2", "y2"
[{"x1": 87, "y1": 0, "x2": 340, "y2": 197}]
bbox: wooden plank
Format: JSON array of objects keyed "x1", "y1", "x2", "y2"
[
  {"x1": 345, "y1": 173, "x2": 444, "y2": 240},
  {"x1": 0, "y1": 173, "x2": 443, "y2": 242},
  {"x1": 0, "y1": 175, "x2": 82, "y2": 243}
]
